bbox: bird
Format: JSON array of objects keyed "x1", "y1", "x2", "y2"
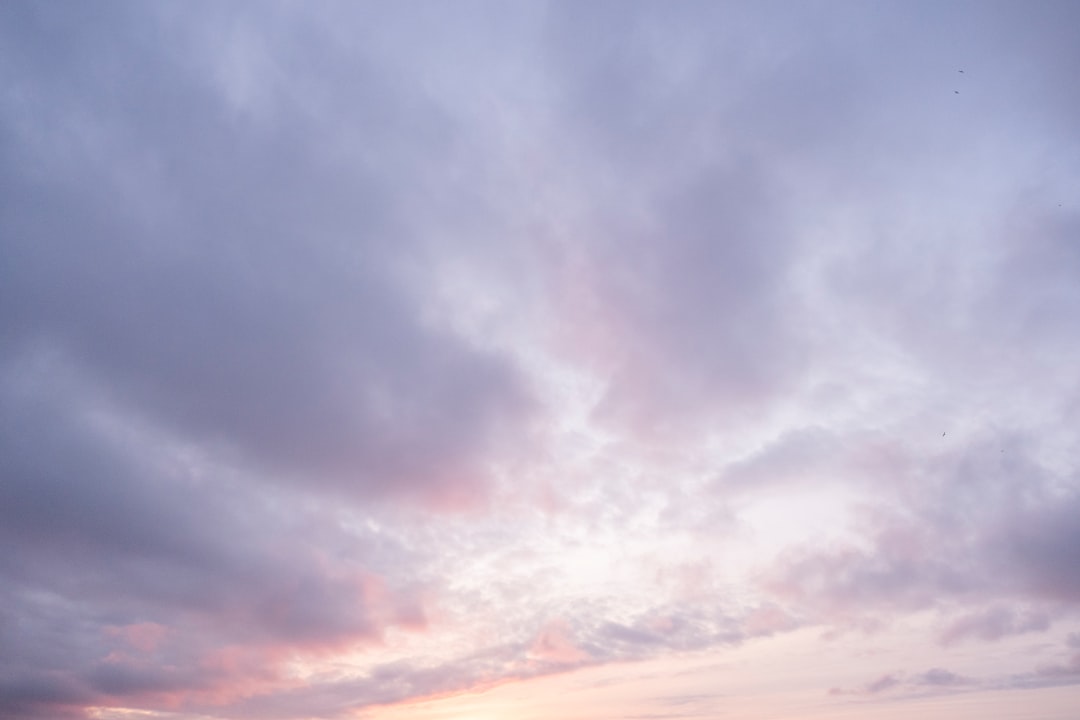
[
  {"x1": 942, "y1": 432, "x2": 946, "y2": 437},
  {"x1": 954, "y1": 90, "x2": 960, "y2": 94},
  {"x1": 958, "y1": 69, "x2": 965, "y2": 73}
]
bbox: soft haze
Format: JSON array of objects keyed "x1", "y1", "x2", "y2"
[{"x1": 2, "y1": 2, "x2": 1079, "y2": 719}]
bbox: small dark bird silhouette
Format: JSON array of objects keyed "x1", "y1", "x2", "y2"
[
  {"x1": 958, "y1": 69, "x2": 964, "y2": 73},
  {"x1": 942, "y1": 432, "x2": 946, "y2": 437},
  {"x1": 954, "y1": 90, "x2": 960, "y2": 94}
]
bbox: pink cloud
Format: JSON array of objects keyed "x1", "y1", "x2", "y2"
[
  {"x1": 528, "y1": 620, "x2": 592, "y2": 665},
  {"x1": 829, "y1": 672, "x2": 902, "y2": 696},
  {"x1": 742, "y1": 604, "x2": 799, "y2": 638},
  {"x1": 104, "y1": 622, "x2": 169, "y2": 653}
]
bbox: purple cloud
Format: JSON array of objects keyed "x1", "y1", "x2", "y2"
[
  {"x1": 940, "y1": 606, "x2": 1051, "y2": 645},
  {"x1": 830, "y1": 667, "x2": 976, "y2": 699},
  {"x1": 2, "y1": 2, "x2": 1080, "y2": 719},
  {"x1": 0, "y1": 3, "x2": 534, "y2": 510},
  {"x1": 762, "y1": 431, "x2": 1080, "y2": 634},
  {"x1": 916, "y1": 667, "x2": 973, "y2": 687}
]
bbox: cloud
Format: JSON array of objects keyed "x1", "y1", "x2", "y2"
[
  {"x1": 2, "y1": 2, "x2": 1080, "y2": 719},
  {"x1": 536, "y1": 2, "x2": 859, "y2": 443},
  {"x1": 829, "y1": 672, "x2": 901, "y2": 697},
  {"x1": 0, "y1": 2, "x2": 535, "y2": 509},
  {"x1": 1032, "y1": 653, "x2": 1080, "y2": 682},
  {"x1": 0, "y1": 355, "x2": 431, "y2": 718},
  {"x1": 529, "y1": 620, "x2": 592, "y2": 666},
  {"x1": 940, "y1": 606, "x2": 1051, "y2": 645},
  {"x1": 829, "y1": 666, "x2": 976, "y2": 698},
  {"x1": 0, "y1": 7, "x2": 540, "y2": 712},
  {"x1": 762, "y1": 430, "x2": 1080, "y2": 635},
  {"x1": 864, "y1": 673, "x2": 902, "y2": 694},
  {"x1": 916, "y1": 667, "x2": 974, "y2": 687},
  {"x1": 994, "y1": 636, "x2": 1080, "y2": 691}
]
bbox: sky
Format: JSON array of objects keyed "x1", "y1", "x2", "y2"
[{"x1": 2, "y1": 1, "x2": 1080, "y2": 719}]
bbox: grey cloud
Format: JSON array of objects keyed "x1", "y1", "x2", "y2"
[
  {"x1": 3, "y1": 1, "x2": 1080, "y2": 719},
  {"x1": 940, "y1": 606, "x2": 1052, "y2": 645},
  {"x1": 916, "y1": 667, "x2": 973, "y2": 687},
  {"x1": 830, "y1": 667, "x2": 976, "y2": 698},
  {"x1": 0, "y1": 1, "x2": 533, "y2": 505},
  {"x1": 999, "y1": 643, "x2": 1080, "y2": 690},
  {"x1": 542, "y1": 603, "x2": 747, "y2": 668},
  {"x1": 992, "y1": 488, "x2": 1080, "y2": 604},
  {"x1": 1, "y1": 5, "x2": 533, "y2": 714},
  {"x1": 0, "y1": 672, "x2": 92, "y2": 720},
  {"x1": 763, "y1": 434, "x2": 1080, "y2": 633},
  {"x1": 543, "y1": 1, "x2": 888, "y2": 168},
  {"x1": 596, "y1": 621, "x2": 663, "y2": 648},
  {"x1": 864, "y1": 673, "x2": 901, "y2": 694},
  {"x1": 829, "y1": 672, "x2": 903, "y2": 697},
  {"x1": 711, "y1": 426, "x2": 907, "y2": 497},
  {"x1": 0, "y1": 372, "x2": 229, "y2": 583},
  {"x1": 533, "y1": 0, "x2": 1080, "y2": 444},
  {"x1": 538, "y1": 3, "x2": 847, "y2": 437},
  {"x1": 0, "y1": 364, "x2": 429, "y2": 719}
]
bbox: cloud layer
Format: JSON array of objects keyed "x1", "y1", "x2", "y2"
[{"x1": 2, "y1": 2, "x2": 1079, "y2": 719}]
